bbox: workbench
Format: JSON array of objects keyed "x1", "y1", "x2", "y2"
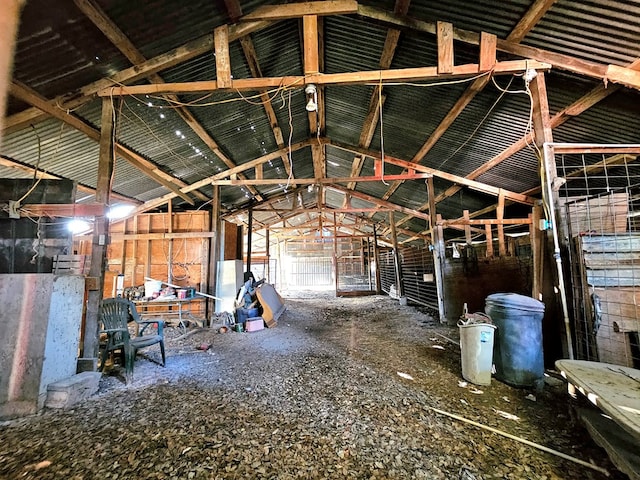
[{"x1": 133, "y1": 297, "x2": 206, "y2": 331}]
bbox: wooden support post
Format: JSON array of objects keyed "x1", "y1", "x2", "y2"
[
  {"x1": 255, "y1": 163, "x2": 263, "y2": 180},
  {"x1": 214, "y1": 25, "x2": 232, "y2": 88},
  {"x1": 426, "y1": 177, "x2": 447, "y2": 322},
  {"x1": 389, "y1": 211, "x2": 403, "y2": 298},
  {"x1": 303, "y1": 15, "x2": 319, "y2": 75},
  {"x1": 207, "y1": 184, "x2": 221, "y2": 316},
  {"x1": 437, "y1": 21, "x2": 454, "y2": 74},
  {"x1": 131, "y1": 216, "x2": 138, "y2": 286},
  {"x1": 485, "y1": 224, "x2": 494, "y2": 258},
  {"x1": 497, "y1": 190, "x2": 506, "y2": 256},
  {"x1": 479, "y1": 32, "x2": 496, "y2": 72},
  {"x1": 463, "y1": 209, "x2": 472, "y2": 244},
  {"x1": 373, "y1": 224, "x2": 382, "y2": 294},
  {"x1": 167, "y1": 200, "x2": 173, "y2": 283},
  {"x1": 81, "y1": 97, "x2": 114, "y2": 369},
  {"x1": 333, "y1": 211, "x2": 339, "y2": 292},
  {"x1": 247, "y1": 206, "x2": 253, "y2": 272},
  {"x1": 532, "y1": 72, "x2": 573, "y2": 359},
  {"x1": 265, "y1": 228, "x2": 271, "y2": 281},
  {"x1": 530, "y1": 205, "x2": 544, "y2": 300}
]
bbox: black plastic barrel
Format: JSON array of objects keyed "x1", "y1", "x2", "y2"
[{"x1": 484, "y1": 293, "x2": 545, "y2": 388}]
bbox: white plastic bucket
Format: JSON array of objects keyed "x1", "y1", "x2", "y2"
[
  {"x1": 144, "y1": 280, "x2": 162, "y2": 298},
  {"x1": 459, "y1": 323, "x2": 497, "y2": 386}
]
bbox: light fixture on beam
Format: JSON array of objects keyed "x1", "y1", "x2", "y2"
[{"x1": 305, "y1": 84, "x2": 318, "y2": 112}]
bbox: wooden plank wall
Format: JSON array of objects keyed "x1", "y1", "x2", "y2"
[
  {"x1": 577, "y1": 235, "x2": 640, "y2": 367},
  {"x1": 74, "y1": 212, "x2": 210, "y2": 308}
]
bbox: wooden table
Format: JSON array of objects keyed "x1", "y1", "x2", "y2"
[{"x1": 134, "y1": 297, "x2": 205, "y2": 331}]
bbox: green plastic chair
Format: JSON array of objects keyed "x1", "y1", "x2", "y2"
[{"x1": 99, "y1": 298, "x2": 165, "y2": 380}]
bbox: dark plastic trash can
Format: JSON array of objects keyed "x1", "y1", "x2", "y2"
[{"x1": 484, "y1": 293, "x2": 545, "y2": 388}]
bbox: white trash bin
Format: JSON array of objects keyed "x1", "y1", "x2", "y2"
[{"x1": 459, "y1": 321, "x2": 497, "y2": 386}]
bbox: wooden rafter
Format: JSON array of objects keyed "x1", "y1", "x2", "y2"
[
  {"x1": 506, "y1": 0, "x2": 558, "y2": 43},
  {"x1": 4, "y1": 21, "x2": 271, "y2": 134},
  {"x1": 240, "y1": 1, "x2": 358, "y2": 21},
  {"x1": 9, "y1": 81, "x2": 196, "y2": 205}
]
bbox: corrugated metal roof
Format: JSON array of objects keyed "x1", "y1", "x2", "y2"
[{"x1": 3, "y1": 0, "x2": 640, "y2": 245}]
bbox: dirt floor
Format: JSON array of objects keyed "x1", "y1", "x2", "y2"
[{"x1": 0, "y1": 291, "x2": 628, "y2": 479}]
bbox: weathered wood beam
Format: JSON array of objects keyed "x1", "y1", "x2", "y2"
[
  {"x1": 20, "y1": 203, "x2": 107, "y2": 218},
  {"x1": 4, "y1": 21, "x2": 271, "y2": 133},
  {"x1": 98, "y1": 59, "x2": 551, "y2": 96},
  {"x1": 438, "y1": 217, "x2": 531, "y2": 226},
  {"x1": 9, "y1": 81, "x2": 196, "y2": 205},
  {"x1": 212, "y1": 172, "x2": 432, "y2": 186},
  {"x1": 214, "y1": 25, "x2": 233, "y2": 88},
  {"x1": 131, "y1": 142, "x2": 311, "y2": 217},
  {"x1": 328, "y1": 184, "x2": 431, "y2": 222},
  {"x1": 506, "y1": 0, "x2": 558, "y2": 43},
  {"x1": 437, "y1": 21, "x2": 454, "y2": 74},
  {"x1": 356, "y1": 5, "x2": 606, "y2": 80},
  {"x1": 303, "y1": 15, "x2": 320, "y2": 75},
  {"x1": 331, "y1": 141, "x2": 535, "y2": 205},
  {"x1": 240, "y1": 1, "x2": 358, "y2": 21}
]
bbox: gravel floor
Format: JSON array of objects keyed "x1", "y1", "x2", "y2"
[{"x1": 0, "y1": 292, "x2": 626, "y2": 479}]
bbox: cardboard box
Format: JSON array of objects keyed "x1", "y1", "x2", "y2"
[{"x1": 245, "y1": 317, "x2": 265, "y2": 332}]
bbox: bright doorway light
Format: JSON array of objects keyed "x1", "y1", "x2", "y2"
[
  {"x1": 107, "y1": 204, "x2": 135, "y2": 220},
  {"x1": 68, "y1": 219, "x2": 92, "y2": 234}
]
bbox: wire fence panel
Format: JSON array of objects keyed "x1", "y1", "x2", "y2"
[{"x1": 558, "y1": 152, "x2": 640, "y2": 368}]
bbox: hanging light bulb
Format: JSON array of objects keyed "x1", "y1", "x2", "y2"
[{"x1": 305, "y1": 84, "x2": 318, "y2": 112}]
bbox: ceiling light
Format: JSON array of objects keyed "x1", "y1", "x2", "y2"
[{"x1": 305, "y1": 84, "x2": 318, "y2": 112}]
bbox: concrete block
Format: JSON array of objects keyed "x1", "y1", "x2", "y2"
[{"x1": 45, "y1": 372, "x2": 101, "y2": 409}]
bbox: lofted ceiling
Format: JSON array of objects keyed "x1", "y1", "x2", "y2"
[{"x1": 2, "y1": 0, "x2": 640, "y2": 247}]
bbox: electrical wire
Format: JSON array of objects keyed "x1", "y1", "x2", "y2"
[
  {"x1": 378, "y1": 72, "x2": 389, "y2": 186},
  {"x1": 437, "y1": 76, "x2": 514, "y2": 170}
]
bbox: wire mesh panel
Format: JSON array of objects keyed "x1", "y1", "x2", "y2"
[
  {"x1": 378, "y1": 250, "x2": 397, "y2": 295},
  {"x1": 336, "y1": 237, "x2": 374, "y2": 292},
  {"x1": 557, "y1": 152, "x2": 640, "y2": 368},
  {"x1": 284, "y1": 240, "x2": 333, "y2": 287}
]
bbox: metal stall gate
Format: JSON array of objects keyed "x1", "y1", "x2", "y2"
[
  {"x1": 379, "y1": 245, "x2": 439, "y2": 311},
  {"x1": 335, "y1": 237, "x2": 375, "y2": 293},
  {"x1": 283, "y1": 240, "x2": 333, "y2": 288}
]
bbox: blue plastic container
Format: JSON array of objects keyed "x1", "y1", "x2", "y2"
[
  {"x1": 484, "y1": 293, "x2": 545, "y2": 388},
  {"x1": 236, "y1": 307, "x2": 259, "y2": 324}
]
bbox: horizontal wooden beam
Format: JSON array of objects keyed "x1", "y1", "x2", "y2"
[
  {"x1": 20, "y1": 203, "x2": 106, "y2": 218},
  {"x1": 75, "y1": 231, "x2": 217, "y2": 241},
  {"x1": 98, "y1": 59, "x2": 550, "y2": 96},
  {"x1": 438, "y1": 217, "x2": 532, "y2": 226},
  {"x1": 240, "y1": 1, "x2": 358, "y2": 21},
  {"x1": 211, "y1": 172, "x2": 432, "y2": 186},
  {"x1": 550, "y1": 143, "x2": 640, "y2": 154}
]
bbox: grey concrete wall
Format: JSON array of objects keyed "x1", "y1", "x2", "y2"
[{"x1": 0, "y1": 274, "x2": 84, "y2": 419}]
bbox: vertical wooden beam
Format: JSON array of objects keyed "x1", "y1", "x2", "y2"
[
  {"x1": 265, "y1": 228, "x2": 271, "y2": 281},
  {"x1": 426, "y1": 177, "x2": 446, "y2": 322},
  {"x1": 167, "y1": 200, "x2": 173, "y2": 283},
  {"x1": 333, "y1": 212, "x2": 339, "y2": 293},
  {"x1": 247, "y1": 206, "x2": 253, "y2": 272},
  {"x1": 485, "y1": 224, "x2": 493, "y2": 258},
  {"x1": 437, "y1": 21, "x2": 454, "y2": 74},
  {"x1": 530, "y1": 205, "x2": 543, "y2": 300},
  {"x1": 81, "y1": 97, "x2": 115, "y2": 370},
  {"x1": 303, "y1": 15, "x2": 319, "y2": 75},
  {"x1": 497, "y1": 190, "x2": 506, "y2": 256},
  {"x1": 479, "y1": 32, "x2": 496, "y2": 72},
  {"x1": 463, "y1": 209, "x2": 472, "y2": 244},
  {"x1": 208, "y1": 185, "x2": 221, "y2": 315},
  {"x1": 389, "y1": 211, "x2": 404, "y2": 298},
  {"x1": 214, "y1": 25, "x2": 232, "y2": 88},
  {"x1": 255, "y1": 163, "x2": 263, "y2": 180}
]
